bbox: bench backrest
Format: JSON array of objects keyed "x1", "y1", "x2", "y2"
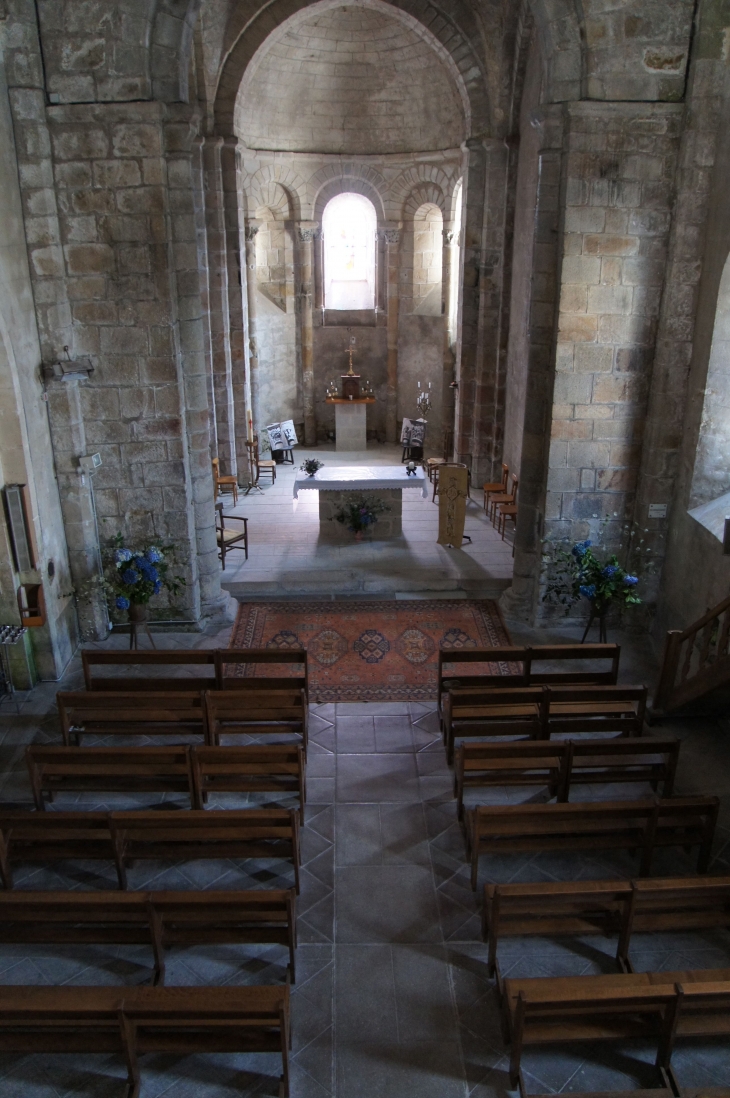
[
  {"x1": 58, "y1": 691, "x2": 205, "y2": 744},
  {"x1": 217, "y1": 649, "x2": 308, "y2": 697},
  {"x1": 438, "y1": 644, "x2": 621, "y2": 702},
  {"x1": 80, "y1": 648, "x2": 308, "y2": 696}
]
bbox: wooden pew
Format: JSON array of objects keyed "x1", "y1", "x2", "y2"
[
  {"x1": 0, "y1": 808, "x2": 301, "y2": 893},
  {"x1": 466, "y1": 796, "x2": 719, "y2": 889},
  {"x1": 0, "y1": 810, "x2": 114, "y2": 890},
  {"x1": 0, "y1": 983, "x2": 291, "y2": 1098},
  {"x1": 482, "y1": 876, "x2": 730, "y2": 982},
  {"x1": 204, "y1": 688, "x2": 308, "y2": 753},
  {"x1": 58, "y1": 690, "x2": 206, "y2": 745},
  {"x1": 27, "y1": 744, "x2": 306, "y2": 817},
  {"x1": 454, "y1": 740, "x2": 563, "y2": 818},
  {"x1": 443, "y1": 686, "x2": 548, "y2": 764},
  {"x1": 26, "y1": 745, "x2": 195, "y2": 809},
  {"x1": 560, "y1": 736, "x2": 678, "y2": 799},
  {"x1": 503, "y1": 968, "x2": 730, "y2": 1091},
  {"x1": 82, "y1": 649, "x2": 217, "y2": 692},
  {"x1": 0, "y1": 887, "x2": 297, "y2": 983},
  {"x1": 216, "y1": 649, "x2": 309, "y2": 700},
  {"x1": 454, "y1": 737, "x2": 679, "y2": 817},
  {"x1": 544, "y1": 684, "x2": 648, "y2": 739},
  {"x1": 191, "y1": 745, "x2": 306, "y2": 817},
  {"x1": 438, "y1": 643, "x2": 620, "y2": 715},
  {"x1": 81, "y1": 648, "x2": 309, "y2": 699},
  {"x1": 109, "y1": 808, "x2": 301, "y2": 893}
]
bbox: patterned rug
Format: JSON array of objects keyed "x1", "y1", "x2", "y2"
[{"x1": 229, "y1": 599, "x2": 512, "y2": 703}]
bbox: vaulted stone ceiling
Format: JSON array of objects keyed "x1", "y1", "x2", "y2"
[{"x1": 234, "y1": 5, "x2": 466, "y2": 154}]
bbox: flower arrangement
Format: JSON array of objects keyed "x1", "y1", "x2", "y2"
[
  {"x1": 105, "y1": 534, "x2": 185, "y2": 612},
  {"x1": 568, "y1": 541, "x2": 641, "y2": 612},
  {"x1": 300, "y1": 458, "x2": 324, "y2": 477},
  {"x1": 334, "y1": 495, "x2": 390, "y2": 534}
]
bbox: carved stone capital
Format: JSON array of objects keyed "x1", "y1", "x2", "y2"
[
  {"x1": 297, "y1": 225, "x2": 320, "y2": 243},
  {"x1": 381, "y1": 229, "x2": 400, "y2": 245},
  {"x1": 443, "y1": 230, "x2": 455, "y2": 245},
  {"x1": 244, "y1": 223, "x2": 260, "y2": 242}
]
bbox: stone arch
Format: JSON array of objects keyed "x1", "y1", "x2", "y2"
[
  {"x1": 401, "y1": 182, "x2": 447, "y2": 222},
  {"x1": 526, "y1": 0, "x2": 585, "y2": 103},
  {"x1": 310, "y1": 169, "x2": 387, "y2": 227},
  {"x1": 150, "y1": 0, "x2": 204, "y2": 102},
  {"x1": 388, "y1": 166, "x2": 454, "y2": 222},
  {"x1": 243, "y1": 169, "x2": 303, "y2": 221},
  {"x1": 215, "y1": 0, "x2": 490, "y2": 139}
]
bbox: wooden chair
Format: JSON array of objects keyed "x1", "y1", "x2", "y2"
[
  {"x1": 466, "y1": 795, "x2": 719, "y2": 890},
  {"x1": 0, "y1": 983, "x2": 292, "y2": 1098},
  {"x1": 191, "y1": 745, "x2": 306, "y2": 818},
  {"x1": 0, "y1": 886, "x2": 298, "y2": 983},
  {"x1": 483, "y1": 462, "x2": 508, "y2": 512},
  {"x1": 497, "y1": 502, "x2": 518, "y2": 545},
  {"x1": 215, "y1": 502, "x2": 248, "y2": 569},
  {"x1": 426, "y1": 428, "x2": 453, "y2": 482},
  {"x1": 211, "y1": 456, "x2": 238, "y2": 505},
  {"x1": 57, "y1": 690, "x2": 206, "y2": 745},
  {"x1": 488, "y1": 473, "x2": 518, "y2": 525},
  {"x1": 246, "y1": 434, "x2": 276, "y2": 486}
]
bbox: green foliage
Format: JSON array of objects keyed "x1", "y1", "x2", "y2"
[
  {"x1": 334, "y1": 494, "x2": 390, "y2": 533},
  {"x1": 543, "y1": 538, "x2": 641, "y2": 614},
  {"x1": 102, "y1": 533, "x2": 185, "y2": 611}
]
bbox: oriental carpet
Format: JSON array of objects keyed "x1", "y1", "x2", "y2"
[{"x1": 229, "y1": 598, "x2": 511, "y2": 702}]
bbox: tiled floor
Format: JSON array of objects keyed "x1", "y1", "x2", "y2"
[
  {"x1": 0, "y1": 628, "x2": 729, "y2": 1095},
  {"x1": 218, "y1": 444, "x2": 514, "y2": 599}
]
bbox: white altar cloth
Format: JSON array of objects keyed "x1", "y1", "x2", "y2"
[{"x1": 293, "y1": 465, "x2": 428, "y2": 499}]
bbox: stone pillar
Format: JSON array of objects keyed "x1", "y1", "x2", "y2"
[
  {"x1": 202, "y1": 136, "x2": 236, "y2": 476},
  {"x1": 297, "y1": 222, "x2": 318, "y2": 446},
  {"x1": 442, "y1": 223, "x2": 456, "y2": 456},
  {"x1": 382, "y1": 226, "x2": 400, "y2": 443},
  {"x1": 242, "y1": 220, "x2": 260, "y2": 465},
  {"x1": 500, "y1": 106, "x2": 566, "y2": 623},
  {"x1": 222, "y1": 139, "x2": 246, "y2": 476}
]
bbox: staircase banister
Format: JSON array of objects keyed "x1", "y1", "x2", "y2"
[
  {"x1": 676, "y1": 592, "x2": 730, "y2": 642},
  {"x1": 653, "y1": 630, "x2": 683, "y2": 714}
]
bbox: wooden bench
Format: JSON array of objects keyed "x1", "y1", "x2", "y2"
[
  {"x1": 466, "y1": 796, "x2": 719, "y2": 889},
  {"x1": 453, "y1": 736, "x2": 680, "y2": 816},
  {"x1": 109, "y1": 808, "x2": 301, "y2": 892},
  {"x1": 444, "y1": 683, "x2": 648, "y2": 762},
  {"x1": 482, "y1": 875, "x2": 730, "y2": 982},
  {"x1": 216, "y1": 649, "x2": 309, "y2": 700},
  {"x1": 443, "y1": 686, "x2": 549, "y2": 763},
  {"x1": 27, "y1": 745, "x2": 195, "y2": 809},
  {"x1": 544, "y1": 684, "x2": 647, "y2": 739},
  {"x1": 58, "y1": 690, "x2": 206, "y2": 745},
  {"x1": 0, "y1": 810, "x2": 114, "y2": 890},
  {"x1": 192, "y1": 745, "x2": 306, "y2": 817},
  {"x1": 0, "y1": 808, "x2": 301, "y2": 893},
  {"x1": 27, "y1": 744, "x2": 306, "y2": 817},
  {"x1": 0, "y1": 887, "x2": 297, "y2": 983},
  {"x1": 82, "y1": 649, "x2": 218, "y2": 692},
  {"x1": 438, "y1": 643, "x2": 620, "y2": 716},
  {"x1": 81, "y1": 648, "x2": 309, "y2": 700},
  {"x1": 503, "y1": 968, "x2": 730, "y2": 1092},
  {"x1": 204, "y1": 688, "x2": 308, "y2": 753},
  {"x1": 0, "y1": 983, "x2": 291, "y2": 1098}
]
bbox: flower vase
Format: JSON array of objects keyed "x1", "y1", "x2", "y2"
[{"x1": 127, "y1": 603, "x2": 151, "y2": 651}]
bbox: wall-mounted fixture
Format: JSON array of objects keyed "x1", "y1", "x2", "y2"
[
  {"x1": 17, "y1": 584, "x2": 45, "y2": 628},
  {"x1": 78, "y1": 453, "x2": 102, "y2": 476},
  {"x1": 3, "y1": 485, "x2": 35, "y2": 573},
  {"x1": 43, "y1": 345, "x2": 94, "y2": 383}
]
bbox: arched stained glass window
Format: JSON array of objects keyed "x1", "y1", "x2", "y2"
[{"x1": 322, "y1": 193, "x2": 376, "y2": 310}]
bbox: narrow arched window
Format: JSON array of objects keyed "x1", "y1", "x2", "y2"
[{"x1": 322, "y1": 193, "x2": 376, "y2": 310}]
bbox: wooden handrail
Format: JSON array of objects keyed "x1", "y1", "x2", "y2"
[{"x1": 653, "y1": 593, "x2": 730, "y2": 715}]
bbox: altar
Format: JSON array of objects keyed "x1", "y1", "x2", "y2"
[{"x1": 294, "y1": 465, "x2": 428, "y2": 539}]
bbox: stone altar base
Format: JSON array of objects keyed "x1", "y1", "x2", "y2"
[
  {"x1": 335, "y1": 402, "x2": 367, "y2": 451},
  {"x1": 318, "y1": 488, "x2": 402, "y2": 540}
]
